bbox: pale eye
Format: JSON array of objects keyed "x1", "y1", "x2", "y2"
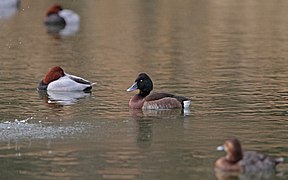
[{"x1": 140, "y1": 79, "x2": 143, "y2": 82}]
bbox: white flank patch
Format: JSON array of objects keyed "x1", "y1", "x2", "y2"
[{"x1": 183, "y1": 100, "x2": 191, "y2": 109}]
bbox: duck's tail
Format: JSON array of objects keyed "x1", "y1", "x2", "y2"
[
  {"x1": 183, "y1": 100, "x2": 191, "y2": 109},
  {"x1": 173, "y1": 95, "x2": 191, "y2": 109},
  {"x1": 275, "y1": 157, "x2": 284, "y2": 165}
]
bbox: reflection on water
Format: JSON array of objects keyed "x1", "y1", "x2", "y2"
[
  {"x1": 129, "y1": 108, "x2": 189, "y2": 149},
  {"x1": 136, "y1": 119, "x2": 153, "y2": 148},
  {"x1": 0, "y1": 0, "x2": 288, "y2": 179},
  {"x1": 215, "y1": 170, "x2": 281, "y2": 180},
  {"x1": 38, "y1": 90, "x2": 91, "y2": 106},
  {"x1": 129, "y1": 108, "x2": 187, "y2": 118}
]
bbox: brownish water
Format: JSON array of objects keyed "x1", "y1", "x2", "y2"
[{"x1": 0, "y1": 0, "x2": 288, "y2": 179}]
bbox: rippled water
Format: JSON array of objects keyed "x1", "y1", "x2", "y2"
[{"x1": 1, "y1": 0, "x2": 288, "y2": 179}]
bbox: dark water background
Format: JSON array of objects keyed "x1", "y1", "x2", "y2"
[{"x1": 0, "y1": 0, "x2": 288, "y2": 179}]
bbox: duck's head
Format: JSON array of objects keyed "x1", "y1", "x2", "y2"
[
  {"x1": 46, "y1": 4, "x2": 63, "y2": 16},
  {"x1": 217, "y1": 138, "x2": 243, "y2": 163},
  {"x1": 43, "y1": 66, "x2": 65, "y2": 85},
  {"x1": 127, "y1": 73, "x2": 153, "y2": 96}
]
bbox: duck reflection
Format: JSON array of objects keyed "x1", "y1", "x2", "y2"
[
  {"x1": 129, "y1": 108, "x2": 188, "y2": 149},
  {"x1": 129, "y1": 108, "x2": 189, "y2": 118},
  {"x1": 215, "y1": 170, "x2": 279, "y2": 180},
  {"x1": 0, "y1": 0, "x2": 20, "y2": 19},
  {"x1": 137, "y1": 119, "x2": 153, "y2": 149},
  {"x1": 38, "y1": 90, "x2": 91, "y2": 106},
  {"x1": 44, "y1": 4, "x2": 80, "y2": 37}
]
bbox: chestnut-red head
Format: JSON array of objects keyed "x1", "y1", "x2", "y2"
[
  {"x1": 43, "y1": 66, "x2": 65, "y2": 84},
  {"x1": 46, "y1": 4, "x2": 63, "y2": 16}
]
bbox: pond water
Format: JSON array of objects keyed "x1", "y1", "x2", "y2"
[{"x1": 0, "y1": 0, "x2": 288, "y2": 179}]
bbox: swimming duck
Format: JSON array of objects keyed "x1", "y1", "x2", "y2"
[
  {"x1": 38, "y1": 66, "x2": 94, "y2": 92},
  {"x1": 127, "y1": 73, "x2": 191, "y2": 109},
  {"x1": 215, "y1": 138, "x2": 283, "y2": 172},
  {"x1": 44, "y1": 4, "x2": 80, "y2": 26}
]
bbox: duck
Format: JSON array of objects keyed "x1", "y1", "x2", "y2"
[
  {"x1": 0, "y1": 0, "x2": 20, "y2": 7},
  {"x1": 0, "y1": 0, "x2": 20, "y2": 19},
  {"x1": 126, "y1": 73, "x2": 191, "y2": 110},
  {"x1": 215, "y1": 138, "x2": 284, "y2": 172},
  {"x1": 38, "y1": 66, "x2": 94, "y2": 92},
  {"x1": 44, "y1": 4, "x2": 80, "y2": 26}
]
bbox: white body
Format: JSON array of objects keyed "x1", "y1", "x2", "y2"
[
  {"x1": 59, "y1": 9, "x2": 80, "y2": 25},
  {"x1": 47, "y1": 74, "x2": 93, "y2": 91},
  {"x1": 57, "y1": 9, "x2": 80, "y2": 36},
  {"x1": 59, "y1": 23, "x2": 80, "y2": 36},
  {"x1": 0, "y1": 0, "x2": 19, "y2": 19}
]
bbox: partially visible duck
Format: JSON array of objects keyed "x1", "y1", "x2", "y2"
[
  {"x1": 215, "y1": 138, "x2": 284, "y2": 172},
  {"x1": 0, "y1": 0, "x2": 20, "y2": 7},
  {"x1": 0, "y1": 0, "x2": 20, "y2": 19},
  {"x1": 44, "y1": 4, "x2": 80, "y2": 26},
  {"x1": 127, "y1": 73, "x2": 191, "y2": 110},
  {"x1": 38, "y1": 66, "x2": 94, "y2": 92}
]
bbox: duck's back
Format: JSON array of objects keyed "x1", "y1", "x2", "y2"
[
  {"x1": 240, "y1": 151, "x2": 281, "y2": 172},
  {"x1": 59, "y1": 9, "x2": 80, "y2": 24}
]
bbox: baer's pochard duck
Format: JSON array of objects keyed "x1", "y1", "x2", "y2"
[
  {"x1": 215, "y1": 138, "x2": 284, "y2": 173},
  {"x1": 127, "y1": 73, "x2": 191, "y2": 110},
  {"x1": 38, "y1": 66, "x2": 94, "y2": 92}
]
